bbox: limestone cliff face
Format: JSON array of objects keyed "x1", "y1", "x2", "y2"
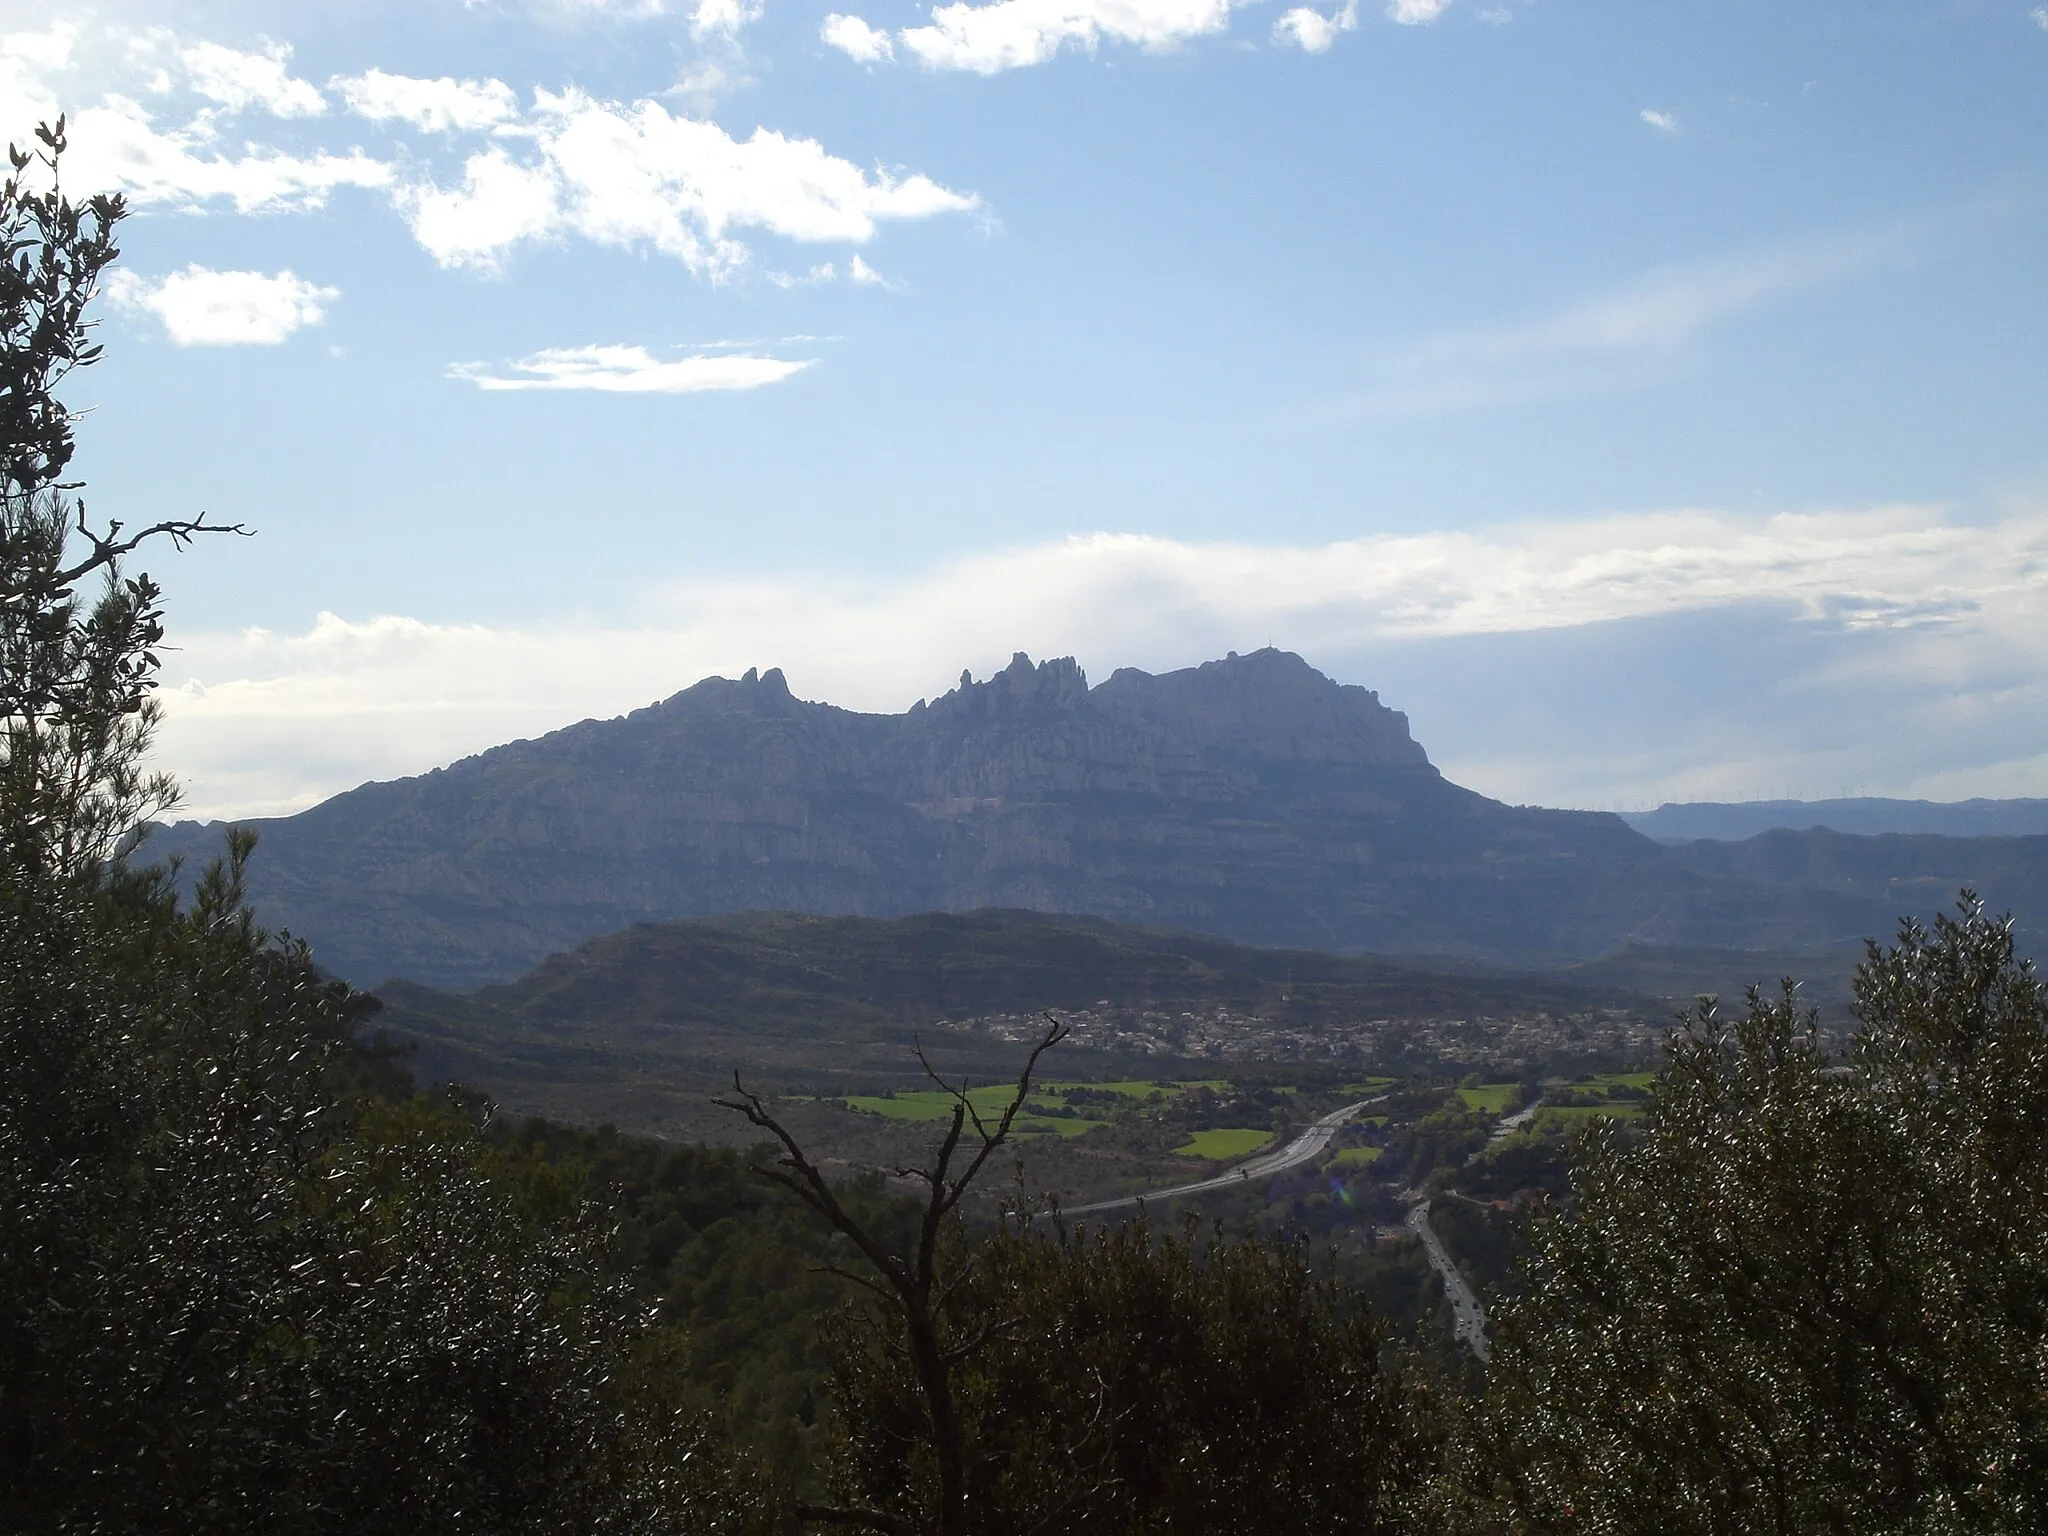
[{"x1": 151, "y1": 648, "x2": 1885, "y2": 990}]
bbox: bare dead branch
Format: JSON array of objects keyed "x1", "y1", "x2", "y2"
[
  {"x1": 938, "y1": 1014, "x2": 1070, "y2": 1217},
  {"x1": 53, "y1": 509, "x2": 251, "y2": 588},
  {"x1": 716, "y1": 1076, "x2": 912, "y2": 1297},
  {"x1": 718, "y1": 1020, "x2": 1068, "y2": 1536}
]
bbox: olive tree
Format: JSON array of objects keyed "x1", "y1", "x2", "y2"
[{"x1": 1457, "y1": 896, "x2": 2048, "y2": 1534}]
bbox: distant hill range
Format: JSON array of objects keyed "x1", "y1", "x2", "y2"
[
  {"x1": 375, "y1": 908, "x2": 1651, "y2": 1108},
  {"x1": 1624, "y1": 797, "x2": 2048, "y2": 842},
  {"x1": 150, "y1": 649, "x2": 2042, "y2": 991}
]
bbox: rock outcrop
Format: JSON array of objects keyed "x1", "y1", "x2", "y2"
[{"x1": 151, "y1": 648, "x2": 1898, "y2": 990}]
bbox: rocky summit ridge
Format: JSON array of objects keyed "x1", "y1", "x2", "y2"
[{"x1": 152, "y1": 648, "x2": 1899, "y2": 991}]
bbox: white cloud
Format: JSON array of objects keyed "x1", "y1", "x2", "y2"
[
  {"x1": 691, "y1": 0, "x2": 766, "y2": 35},
  {"x1": 179, "y1": 40, "x2": 325, "y2": 117},
  {"x1": 847, "y1": 252, "x2": 892, "y2": 285},
  {"x1": 107, "y1": 265, "x2": 338, "y2": 345},
  {"x1": 447, "y1": 342, "x2": 813, "y2": 391},
  {"x1": 1343, "y1": 230, "x2": 1895, "y2": 416},
  {"x1": 150, "y1": 503, "x2": 2048, "y2": 818},
  {"x1": 333, "y1": 69, "x2": 520, "y2": 132},
  {"x1": 1274, "y1": 1, "x2": 1357, "y2": 52},
  {"x1": 0, "y1": 23, "x2": 74, "y2": 128},
  {"x1": 822, "y1": 13, "x2": 897, "y2": 61},
  {"x1": 2032, "y1": 7, "x2": 2048, "y2": 30},
  {"x1": 1475, "y1": 6, "x2": 1513, "y2": 23},
  {"x1": 670, "y1": 58, "x2": 752, "y2": 112},
  {"x1": 397, "y1": 146, "x2": 560, "y2": 268},
  {"x1": 0, "y1": 28, "x2": 384, "y2": 211},
  {"x1": 842, "y1": 0, "x2": 1425, "y2": 74},
  {"x1": 897, "y1": 0, "x2": 1237, "y2": 74},
  {"x1": 1640, "y1": 107, "x2": 1677, "y2": 132},
  {"x1": 57, "y1": 97, "x2": 393, "y2": 212},
  {"x1": 397, "y1": 87, "x2": 977, "y2": 274},
  {"x1": 0, "y1": 27, "x2": 962, "y2": 282},
  {"x1": 768, "y1": 262, "x2": 839, "y2": 286}
]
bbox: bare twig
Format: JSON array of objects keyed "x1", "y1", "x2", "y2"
[
  {"x1": 54, "y1": 508, "x2": 251, "y2": 588},
  {"x1": 716, "y1": 1012, "x2": 1069, "y2": 1536}
]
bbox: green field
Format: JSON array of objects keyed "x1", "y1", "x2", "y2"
[
  {"x1": 843, "y1": 1087, "x2": 1040, "y2": 1121},
  {"x1": 1589, "y1": 1071, "x2": 1655, "y2": 1091},
  {"x1": 1175, "y1": 1128, "x2": 1276, "y2": 1160},
  {"x1": 842, "y1": 1086, "x2": 1110, "y2": 1138},
  {"x1": 838, "y1": 1076, "x2": 1249, "y2": 1139},
  {"x1": 1457, "y1": 1083, "x2": 1522, "y2": 1114},
  {"x1": 1330, "y1": 1145, "x2": 1383, "y2": 1168},
  {"x1": 1521, "y1": 1071, "x2": 1655, "y2": 1130},
  {"x1": 1038, "y1": 1078, "x2": 1229, "y2": 1099},
  {"x1": 1336, "y1": 1078, "x2": 1398, "y2": 1096}
]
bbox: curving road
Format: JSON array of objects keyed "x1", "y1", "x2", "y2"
[
  {"x1": 1060, "y1": 1088, "x2": 1518, "y2": 1365},
  {"x1": 1063, "y1": 1097, "x2": 1385, "y2": 1217}
]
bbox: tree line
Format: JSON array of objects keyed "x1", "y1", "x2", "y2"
[{"x1": 5, "y1": 123, "x2": 2046, "y2": 1534}]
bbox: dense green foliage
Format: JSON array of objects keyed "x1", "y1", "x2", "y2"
[
  {"x1": 823, "y1": 1215, "x2": 1445, "y2": 1534},
  {"x1": 1460, "y1": 899, "x2": 2048, "y2": 1533}
]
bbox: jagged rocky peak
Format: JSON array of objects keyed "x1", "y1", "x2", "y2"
[
  {"x1": 928, "y1": 652, "x2": 1090, "y2": 720},
  {"x1": 636, "y1": 647, "x2": 1429, "y2": 770},
  {"x1": 1095, "y1": 647, "x2": 1432, "y2": 768},
  {"x1": 637, "y1": 663, "x2": 804, "y2": 724}
]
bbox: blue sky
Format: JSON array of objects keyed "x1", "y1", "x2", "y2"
[{"x1": 4, "y1": 0, "x2": 2047, "y2": 817}]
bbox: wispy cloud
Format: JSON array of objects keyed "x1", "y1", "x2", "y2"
[
  {"x1": 847, "y1": 253, "x2": 896, "y2": 286},
  {"x1": 152, "y1": 502, "x2": 2048, "y2": 818},
  {"x1": 827, "y1": 0, "x2": 1413, "y2": 76},
  {"x1": 891, "y1": 0, "x2": 1238, "y2": 74},
  {"x1": 818, "y1": 0, "x2": 1440, "y2": 76},
  {"x1": 107, "y1": 266, "x2": 339, "y2": 345},
  {"x1": 179, "y1": 40, "x2": 326, "y2": 117},
  {"x1": 1274, "y1": 2, "x2": 1359, "y2": 54},
  {"x1": 689, "y1": 0, "x2": 765, "y2": 37},
  {"x1": 1340, "y1": 229, "x2": 1898, "y2": 416},
  {"x1": 333, "y1": 69, "x2": 520, "y2": 132},
  {"x1": 447, "y1": 342, "x2": 814, "y2": 391},
  {"x1": 822, "y1": 13, "x2": 896, "y2": 62},
  {"x1": 1640, "y1": 107, "x2": 1676, "y2": 132}
]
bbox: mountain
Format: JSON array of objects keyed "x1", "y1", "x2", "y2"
[
  {"x1": 371, "y1": 908, "x2": 1664, "y2": 1127},
  {"x1": 151, "y1": 648, "x2": 1909, "y2": 991},
  {"x1": 1662, "y1": 828, "x2": 2048, "y2": 946},
  {"x1": 1623, "y1": 797, "x2": 2048, "y2": 842}
]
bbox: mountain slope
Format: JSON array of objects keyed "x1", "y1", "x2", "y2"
[
  {"x1": 1624, "y1": 798, "x2": 2048, "y2": 842},
  {"x1": 153, "y1": 649, "x2": 1902, "y2": 989},
  {"x1": 1663, "y1": 829, "x2": 2048, "y2": 947}
]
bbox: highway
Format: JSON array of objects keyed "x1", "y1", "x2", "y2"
[
  {"x1": 1406, "y1": 1201, "x2": 1491, "y2": 1362},
  {"x1": 1060, "y1": 1087, "x2": 1511, "y2": 1366},
  {"x1": 1063, "y1": 1096, "x2": 1384, "y2": 1216}
]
